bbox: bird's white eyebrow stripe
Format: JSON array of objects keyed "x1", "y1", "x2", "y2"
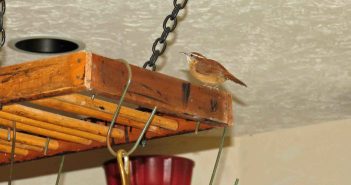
[{"x1": 191, "y1": 53, "x2": 206, "y2": 58}]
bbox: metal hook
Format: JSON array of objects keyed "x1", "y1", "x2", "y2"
[
  {"x1": 195, "y1": 121, "x2": 200, "y2": 135},
  {"x1": 104, "y1": 58, "x2": 157, "y2": 156},
  {"x1": 126, "y1": 107, "x2": 157, "y2": 156},
  {"x1": 104, "y1": 59, "x2": 158, "y2": 185},
  {"x1": 106, "y1": 59, "x2": 132, "y2": 157},
  {"x1": 55, "y1": 155, "x2": 65, "y2": 185},
  {"x1": 107, "y1": 106, "x2": 157, "y2": 157},
  {"x1": 8, "y1": 121, "x2": 16, "y2": 185},
  {"x1": 7, "y1": 127, "x2": 11, "y2": 141},
  {"x1": 209, "y1": 127, "x2": 227, "y2": 185},
  {"x1": 44, "y1": 137, "x2": 50, "y2": 155},
  {"x1": 113, "y1": 107, "x2": 157, "y2": 185}
]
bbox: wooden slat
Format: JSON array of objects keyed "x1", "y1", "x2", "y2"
[
  {"x1": 0, "y1": 128, "x2": 59, "y2": 150},
  {"x1": 0, "y1": 118, "x2": 216, "y2": 164},
  {"x1": 89, "y1": 53, "x2": 233, "y2": 126},
  {"x1": 0, "y1": 51, "x2": 89, "y2": 104},
  {"x1": 54, "y1": 94, "x2": 178, "y2": 130},
  {"x1": 2, "y1": 104, "x2": 124, "y2": 139},
  {"x1": 0, "y1": 118, "x2": 92, "y2": 145},
  {"x1": 31, "y1": 98, "x2": 169, "y2": 134},
  {"x1": 0, "y1": 139, "x2": 43, "y2": 152},
  {"x1": 0, "y1": 144, "x2": 29, "y2": 156},
  {"x1": 0, "y1": 111, "x2": 107, "y2": 142}
]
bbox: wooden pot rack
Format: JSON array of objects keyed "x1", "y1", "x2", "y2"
[{"x1": 0, "y1": 51, "x2": 233, "y2": 164}]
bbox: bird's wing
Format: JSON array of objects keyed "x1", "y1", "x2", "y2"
[
  {"x1": 194, "y1": 58, "x2": 227, "y2": 77},
  {"x1": 195, "y1": 58, "x2": 247, "y2": 87}
]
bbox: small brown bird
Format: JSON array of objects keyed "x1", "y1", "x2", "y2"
[{"x1": 182, "y1": 52, "x2": 247, "y2": 87}]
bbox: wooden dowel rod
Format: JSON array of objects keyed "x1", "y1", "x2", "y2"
[
  {"x1": 0, "y1": 128, "x2": 59, "y2": 150},
  {"x1": 0, "y1": 111, "x2": 107, "y2": 143},
  {"x1": 32, "y1": 98, "x2": 169, "y2": 134},
  {"x1": 3, "y1": 104, "x2": 124, "y2": 139},
  {"x1": 0, "y1": 144, "x2": 29, "y2": 156},
  {"x1": 55, "y1": 94, "x2": 178, "y2": 130},
  {"x1": 0, "y1": 139, "x2": 43, "y2": 152},
  {"x1": 0, "y1": 118, "x2": 92, "y2": 145}
]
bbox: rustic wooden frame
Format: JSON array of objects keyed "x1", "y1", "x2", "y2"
[{"x1": 0, "y1": 51, "x2": 233, "y2": 164}]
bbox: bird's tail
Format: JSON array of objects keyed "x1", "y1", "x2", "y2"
[{"x1": 226, "y1": 74, "x2": 247, "y2": 87}]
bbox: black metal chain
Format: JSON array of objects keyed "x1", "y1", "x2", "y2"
[
  {"x1": 143, "y1": 0, "x2": 188, "y2": 71},
  {"x1": 0, "y1": 0, "x2": 5, "y2": 48}
]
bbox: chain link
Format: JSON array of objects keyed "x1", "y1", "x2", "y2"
[
  {"x1": 0, "y1": 0, "x2": 6, "y2": 48},
  {"x1": 143, "y1": 0, "x2": 188, "y2": 71}
]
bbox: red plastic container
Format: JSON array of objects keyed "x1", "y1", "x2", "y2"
[{"x1": 103, "y1": 155, "x2": 194, "y2": 185}]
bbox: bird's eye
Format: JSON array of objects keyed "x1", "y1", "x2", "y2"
[{"x1": 190, "y1": 54, "x2": 193, "y2": 57}]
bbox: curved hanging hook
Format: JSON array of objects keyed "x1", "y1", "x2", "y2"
[
  {"x1": 114, "y1": 107, "x2": 157, "y2": 185},
  {"x1": 105, "y1": 57, "x2": 158, "y2": 157},
  {"x1": 105, "y1": 59, "x2": 158, "y2": 185},
  {"x1": 106, "y1": 59, "x2": 132, "y2": 157},
  {"x1": 117, "y1": 149, "x2": 129, "y2": 185},
  {"x1": 126, "y1": 107, "x2": 157, "y2": 156}
]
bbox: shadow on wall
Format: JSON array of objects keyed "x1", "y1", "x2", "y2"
[
  {"x1": 0, "y1": 129, "x2": 233, "y2": 182},
  {"x1": 0, "y1": 48, "x2": 7, "y2": 67}
]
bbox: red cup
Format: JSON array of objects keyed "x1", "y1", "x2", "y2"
[{"x1": 104, "y1": 155, "x2": 194, "y2": 185}]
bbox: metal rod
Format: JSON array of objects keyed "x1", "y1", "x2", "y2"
[
  {"x1": 44, "y1": 137, "x2": 50, "y2": 155},
  {"x1": 106, "y1": 59, "x2": 132, "y2": 157},
  {"x1": 209, "y1": 127, "x2": 227, "y2": 185},
  {"x1": 8, "y1": 121, "x2": 16, "y2": 185},
  {"x1": 126, "y1": 107, "x2": 157, "y2": 156},
  {"x1": 7, "y1": 127, "x2": 10, "y2": 141},
  {"x1": 195, "y1": 121, "x2": 200, "y2": 135},
  {"x1": 55, "y1": 155, "x2": 65, "y2": 185}
]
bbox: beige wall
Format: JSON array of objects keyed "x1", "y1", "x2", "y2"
[{"x1": 0, "y1": 119, "x2": 350, "y2": 185}]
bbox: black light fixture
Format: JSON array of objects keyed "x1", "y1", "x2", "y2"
[{"x1": 9, "y1": 37, "x2": 85, "y2": 54}]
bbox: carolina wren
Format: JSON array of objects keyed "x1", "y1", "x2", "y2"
[{"x1": 182, "y1": 52, "x2": 247, "y2": 87}]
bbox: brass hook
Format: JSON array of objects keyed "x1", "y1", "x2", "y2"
[
  {"x1": 113, "y1": 107, "x2": 157, "y2": 185},
  {"x1": 117, "y1": 149, "x2": 129, "y2": 185},
  {"x1": 112, "y1": 107, "x2": 156, "y2": 185},
  {"x1": 8, "y1": 121, "x2": 16, "y2": 185}
]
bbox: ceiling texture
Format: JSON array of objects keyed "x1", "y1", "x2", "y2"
[{"x1": 1, "y1": 0, "x2": 350, "y2": 136}]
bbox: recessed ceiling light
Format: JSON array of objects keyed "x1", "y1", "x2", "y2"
[{"x1": 8, "y1": 36, "x2": 85, "y2": 54}]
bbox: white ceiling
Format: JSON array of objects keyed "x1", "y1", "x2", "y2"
[{"x1": 1, "y1": 0, "x2": 350, "y2": 136}]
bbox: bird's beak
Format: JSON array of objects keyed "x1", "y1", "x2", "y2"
[
  {"x1": 180, "y1": 52, "x2": 190, "y2": 56},
  {"x1": 180, "y1": 52, "x2": 192, "y2": 64}
]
